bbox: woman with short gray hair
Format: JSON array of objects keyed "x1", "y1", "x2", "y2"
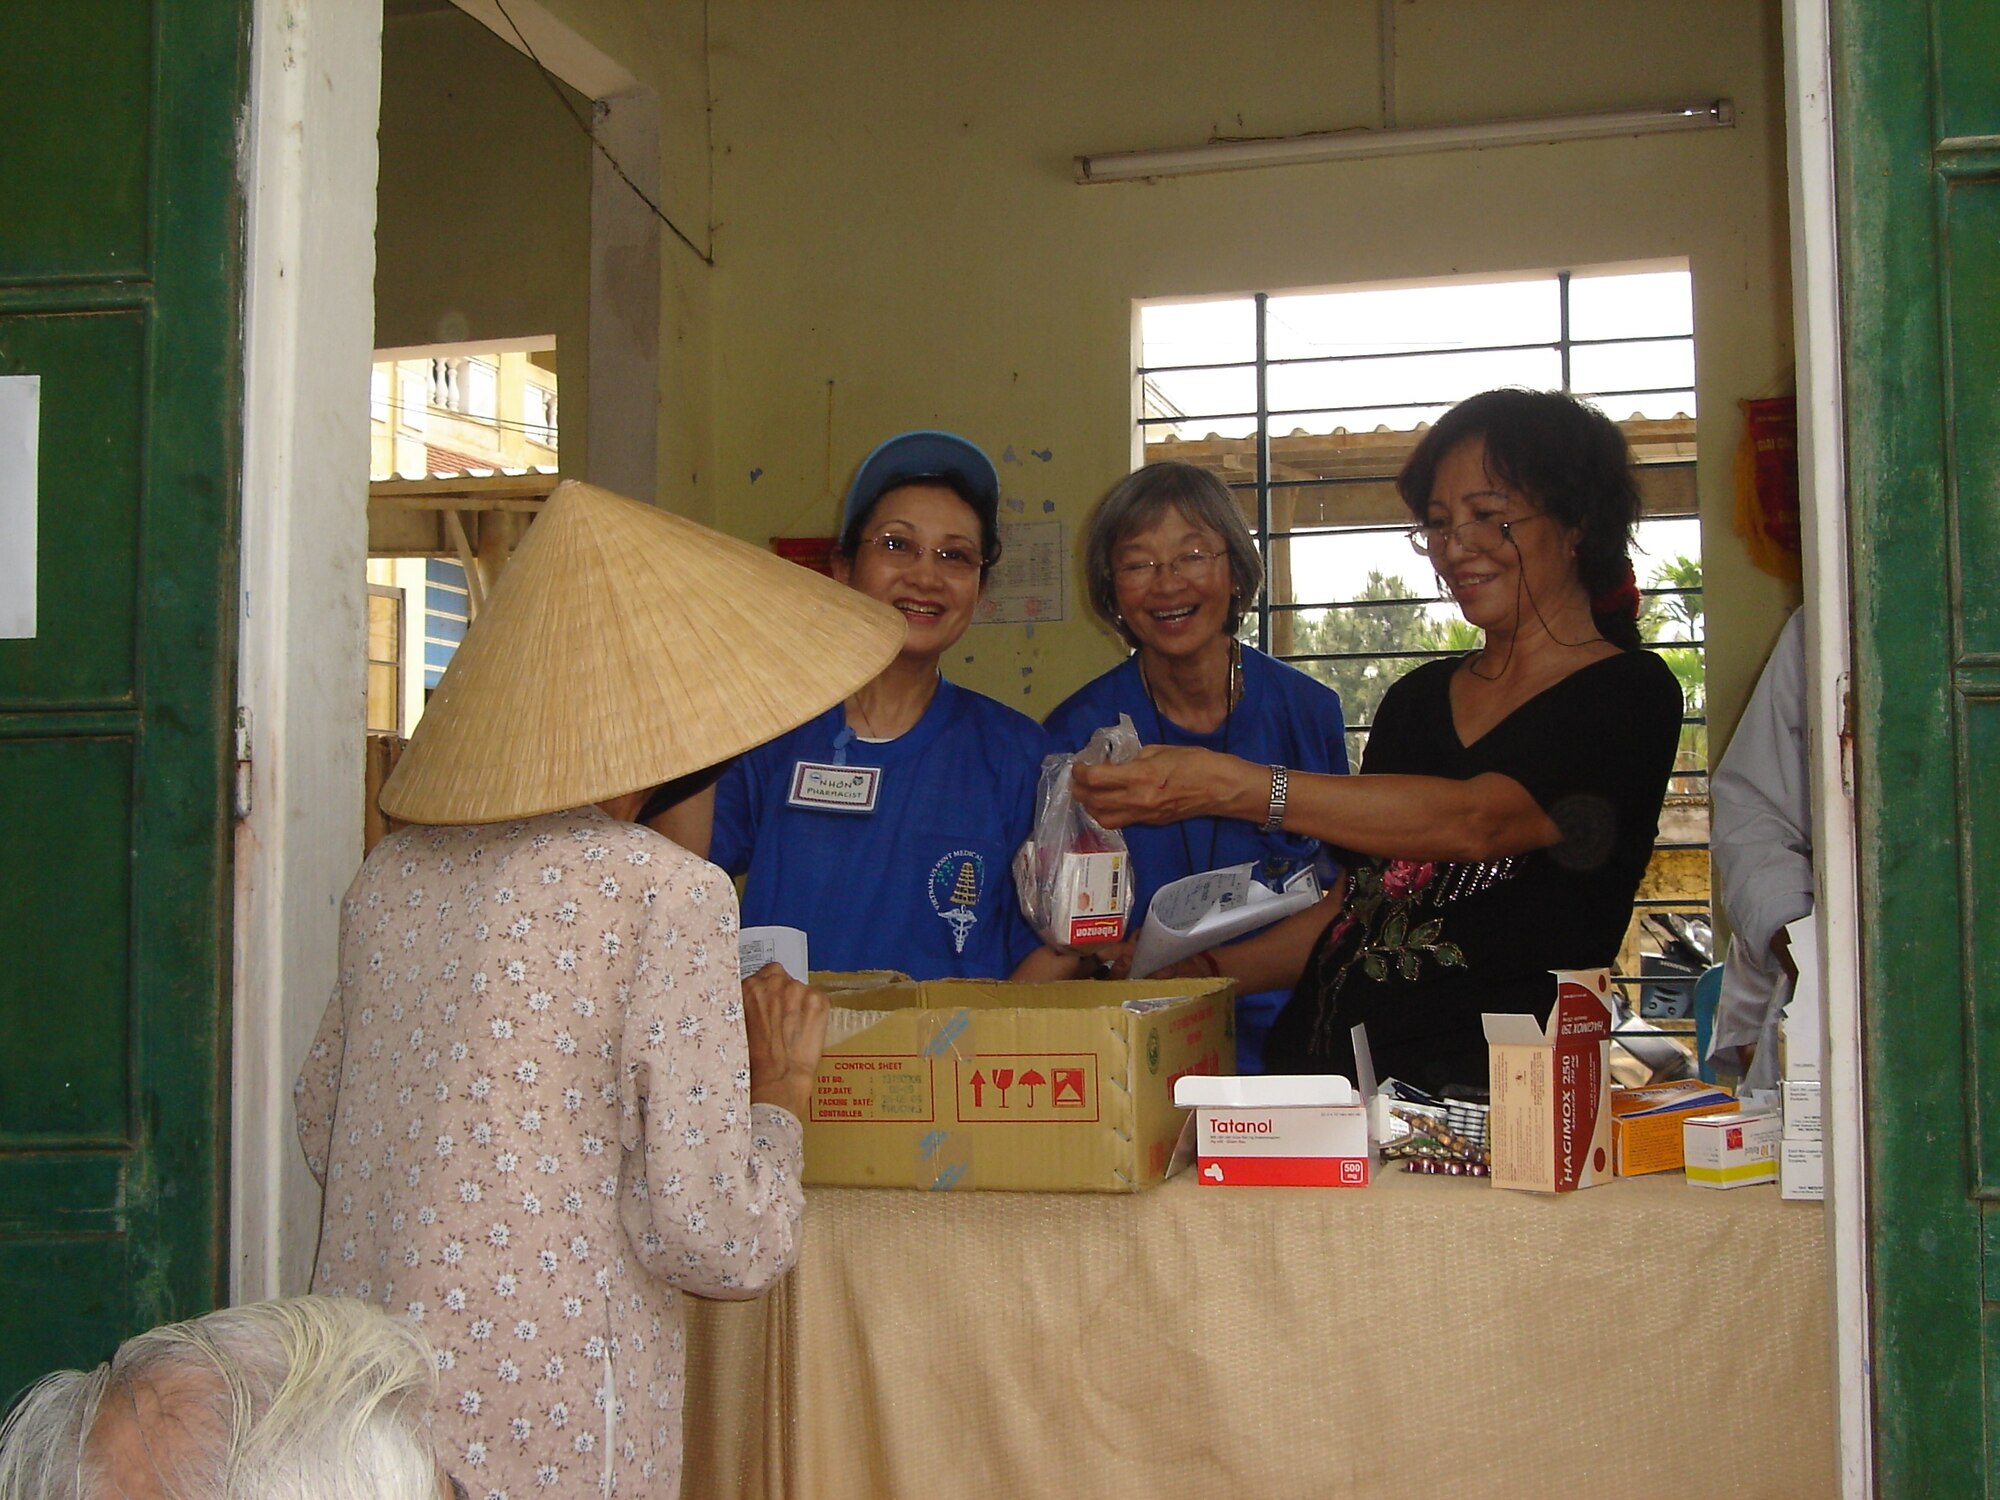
[{"x1": 1045, "y1": 461, "x2": 1351, "y2": 1072}]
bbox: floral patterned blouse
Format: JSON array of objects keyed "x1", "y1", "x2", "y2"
[{"x1": 295, "y1": 808, "x2": 805, "y2": 1500}]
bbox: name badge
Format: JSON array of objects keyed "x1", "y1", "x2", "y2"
[{"x1": 788, "y1": 760, "x2": 882, "y2": 813}]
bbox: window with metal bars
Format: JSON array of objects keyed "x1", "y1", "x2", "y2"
[{"x1": 1136, "y1": 265, "x2": 1711, "y2": 1073}]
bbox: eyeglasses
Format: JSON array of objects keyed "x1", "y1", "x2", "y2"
[
  {"x1": 1111, "y1": 549, "x2": 1225, "y2": 587},
  {"x1": 1406, "y1": 512, "x2": 1546, "y2": 559},
  {"x1": 857, "y1": 533, "x2": 987, "y2": 577}
]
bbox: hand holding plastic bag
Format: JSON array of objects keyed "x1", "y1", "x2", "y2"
[{"x1": 1013, "y1": 714, "x2": 1142, "y2": 949}]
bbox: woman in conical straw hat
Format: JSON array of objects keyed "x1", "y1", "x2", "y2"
[
  {"x1": 295, "y1": 480, "x2": 902, "y2": 1500},
  {"x1": 654, "y1": 430, "x2": 1075, "y2": 981}
]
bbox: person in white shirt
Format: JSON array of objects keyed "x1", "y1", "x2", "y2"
[{"x1": 1708, "y1": 608, "x2": 1811, "y2": 1091}]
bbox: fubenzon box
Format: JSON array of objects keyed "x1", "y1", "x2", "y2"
[{"x1": 800, "y1": 977, "x2": 1234, "y2": 1191}]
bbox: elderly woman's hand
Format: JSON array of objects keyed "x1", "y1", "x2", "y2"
[
  {"x1": 743, "y1": 963, "x2": 830, "y2": 1120},
  {"x1": 1070, "y1": 745, "x2": 1266, "y2": 829}
]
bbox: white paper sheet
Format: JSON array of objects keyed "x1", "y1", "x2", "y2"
[
  {"x1": 1781, "y1": 912, "x2": 1822, "y2": 1079},
  {"x1": 739, "y1": 925, "x2": 809, "y2": 983},
  {"x1": 1129, "y1": 861, "x2": 1322, "y2": 979},
  {"x1": 0, "y1": 375, "x2": 41, "y2": 640}
]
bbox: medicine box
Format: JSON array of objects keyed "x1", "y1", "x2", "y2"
[
  {"x1": 1781, "y1": 1139, "x2": 1825, "y2": 1201},
  {"x1": 1482, "y1": 969, "x2": 1616, "y2": 1193},
  {"x1": 1610, "y1": 1079, "x2": 1738, "y2": 1176},
  {"x1": 1683, "y1": 1110, "x2": 1781, "y2": 1189},
  {"x1": 1173, "y1": 1074, "x2": 1370, "y2": 1187},
  {"x1": 1782, "y1": 1079, "x2": 1823, "y2": 1141}
]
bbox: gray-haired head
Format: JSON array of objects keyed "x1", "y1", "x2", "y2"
[
  {"x1": 0, "y1": 1296, "x2": 444, "y2": 1500},
  {"x1": 1081, "y1": 461, "x2": 1264, "y2": 648}
]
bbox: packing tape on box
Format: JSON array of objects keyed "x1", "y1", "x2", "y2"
[
  {"x1": 918, "y1": 1007, "x2": 975, "y2": 1059},
  {"x1": 916, "y1": 1128, "x2": 976, "y2": 1190},
  {"x1": 913, "y1": 1012, "x2": 974, "y2": 1188}
]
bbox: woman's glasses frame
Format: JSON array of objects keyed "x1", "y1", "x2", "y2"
[
  {"x1": 1110, "y1": 548, "x2": 1226, "y2": 589},
  {"x1": 855, "y1": 533, "x2": 988, "y2": 578},
  {"x1": 1405, "y1": 511, "x2": 1548, "y2": 559}
]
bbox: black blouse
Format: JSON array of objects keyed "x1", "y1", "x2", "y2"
[{"x1": 1263, "y1": 649, "x2": 1684, "y2": 1092}]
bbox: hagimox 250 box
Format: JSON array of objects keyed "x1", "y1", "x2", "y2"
[{"x1": 1482, "y1": 970, "x2": 1617, "y2": 1193}]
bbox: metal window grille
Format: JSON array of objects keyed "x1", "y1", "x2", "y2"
[{"x1": 1136, "y1": 269, "x2": 1712, "y2": 1073}]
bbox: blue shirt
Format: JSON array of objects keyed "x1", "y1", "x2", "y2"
[
  {"x1": 711, "y1": 678, "x2": 1049, "y2": 979},
  {"x1": 1044, "y1": 647, "x2": 1349, "y2": 1071}
]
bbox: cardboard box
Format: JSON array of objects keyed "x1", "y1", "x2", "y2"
[
  {"x1": 1782, "y1": 1079, "x2": 1823, "y2": 1141},
  {"x1": 1610, "y1": 1079, "x2": 1738, "y2": 1176},
  {"x1": 1780, "y1": 1138, "x2": 1826, "y2": 1201},
  {"x1": 1683, "y1": 1110, "x2": 1781, "y2": 1188},
  {"x1": 1483, "y1": 969, "x2": 1616, "y2": 1192},
  {"x1": 801, "y1": 977, "x2": 1233, "y2": 1191},
  {"x1": 1174, "y1": 1074, "x2": 1370, "y2": 1187}
]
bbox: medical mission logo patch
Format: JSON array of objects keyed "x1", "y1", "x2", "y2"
[{"x1": 928, "y1": 849, "x2": 986, "y2": 954}]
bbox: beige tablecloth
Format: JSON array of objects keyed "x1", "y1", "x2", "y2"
[{"x1": 683, "y1": 1171, "x2": 1836, "y2": 1500}]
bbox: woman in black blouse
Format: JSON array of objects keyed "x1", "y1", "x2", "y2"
[{"x1": 1073, "y1": 389, "x2": 1683, "y2": 1091}]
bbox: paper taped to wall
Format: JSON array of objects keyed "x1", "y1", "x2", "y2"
[{"x1": 0, "y1": 375, "x2": 40, "y2": 640}]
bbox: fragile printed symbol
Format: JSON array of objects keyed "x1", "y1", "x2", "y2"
[{"x1": 968, "y1": 1068, "x2": 1015, "y2": 1108}]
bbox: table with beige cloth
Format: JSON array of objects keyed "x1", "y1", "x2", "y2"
[{"x1": 682, "y1": 1170, "x2": 1836, "y2": 1500}]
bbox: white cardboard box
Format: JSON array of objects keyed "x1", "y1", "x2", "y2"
[
  {"x1": 1482, "y1": 970, "x2": 1616, "y2": 1193},
  {"x1": 1780, "y1": 1138, "x2": 1826, "y2": 1201},
  {"x1": 1683, "y1": 1110, "x2": 1781, "y2": 1189},
  {"x1": 1174, "y1": 1074, "x2": 1370, "y2": 1187},
  {"x1": 1781, "y1": 1079, "x2": 1823, "y2": 1141}
]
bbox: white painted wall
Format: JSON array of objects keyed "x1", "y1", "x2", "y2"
[
  {"x1": 1782, "y1": 1, "x2": 1869, "y2": 1494},
  {"x1": 232, "y1": 0, "x2": 385, "y2": 1300}
]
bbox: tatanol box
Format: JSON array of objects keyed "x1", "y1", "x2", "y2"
[
  {"x1": 801, "y1": 977, "x2": 1233, "y2": 1191},
  {"x1": 1173, "y1": 1074, "x2": 1370, "y2": 1187},
  {"x1": 1482, "y1": 969, "x2": 1616, "y2": 1193}
]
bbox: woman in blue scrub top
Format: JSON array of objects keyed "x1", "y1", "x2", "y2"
[
  {"x1": 659, "y1": 431, "x2": 1066, "y2": 981},
  {"x1": 1044, "y1": 461, "x2": 1351, "y2": 1070}
]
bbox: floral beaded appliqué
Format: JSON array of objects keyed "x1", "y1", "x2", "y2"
[{"x1": 1308, "y1": 856, "x2": 1517, "y2": 1047}]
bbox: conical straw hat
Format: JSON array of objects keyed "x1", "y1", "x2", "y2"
[{"x1": 380, "y1": 480, "x2": 906, "y2": 825}]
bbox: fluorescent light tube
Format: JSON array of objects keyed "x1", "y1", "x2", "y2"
[{"x1": 1075, "y1": 100, "x2": 1734, "y2": 184}]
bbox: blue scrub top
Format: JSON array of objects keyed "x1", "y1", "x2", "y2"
[
  {"x1": 711, "y1": 678, "x2": 1049, "y2": 979},
  {"x1": 1044, "y1": 646, "x2": 1349, "y2": 1071}
]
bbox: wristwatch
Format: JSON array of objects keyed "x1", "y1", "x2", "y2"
[{"x1": 1262, "y1": 765, "x2": 1289, "y2": 832}]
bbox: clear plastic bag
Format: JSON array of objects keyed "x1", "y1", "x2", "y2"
[{"x1": 1012, "y1": 714, "x2": 1141, "y2": 949}]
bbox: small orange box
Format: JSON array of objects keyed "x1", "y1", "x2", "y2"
[{"x1": 1610, "y1": 1079, "x2": 1738, "y2": 1176}]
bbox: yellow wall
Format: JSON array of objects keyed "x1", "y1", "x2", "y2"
[
  {"x1": 375, "y1": 8, "x2": 593, "y2": 477},
  {"x1": 524, "y1": 0, "x2": 716, "y2": 514},
  {"x1": 699, "y1": 0, "x2": 1799, "y2": 744},
  {"x1": 387, "y1": 0, "x2": 1799, "y2": 747}
]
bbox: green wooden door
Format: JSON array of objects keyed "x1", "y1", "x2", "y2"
[
  {"x1": 0, "y1": 0, "x2": 244, "y2": 1400},
  {"x1": 1837, "y1": 0, "x2": 2000, "y2": 1491}
]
